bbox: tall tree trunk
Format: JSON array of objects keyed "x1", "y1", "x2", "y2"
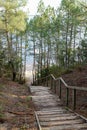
[{"x1": 19, "y1": 34, "x2": 23, "y2": 82}]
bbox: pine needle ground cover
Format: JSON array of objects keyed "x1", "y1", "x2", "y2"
[{"x1": 0, "y1": 78, "x2": 37, "y2": 130}]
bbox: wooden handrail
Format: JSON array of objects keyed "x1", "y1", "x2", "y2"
[
  {"x1": 59, "y1": 77, "x2": 68, "y2": 87},
  {"x1": 50, "y1": 74, "x2": 56, "y2": 80},
  {"x1": 60, "y1": 77, "x2": 87, "y2": 91},
  {"x1": 33, "y1": 74, "x2": 87, "y2": 110},
  {"x1": 34, "y1": 74, "x2": 87, "y2": 91}
]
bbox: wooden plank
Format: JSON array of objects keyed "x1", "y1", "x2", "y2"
[
  {"x1": 42, "y1": 123, "x2": 87, "y2": 130},
  {"x1": 35, "y1": 112, "x2": 42, "y2": 130},
  {"x1": 39, "y1": 115, "x2": 79, "y2": 122},
  {"x1": 12, "y1": 128, "x2": 19, "y2": 130},
  {"x1": 0, "y1": 124, "x2": 7, "y2": 130},
  {"x1": 0, "y1": 127, "x2": 7, "y2": 130},
  {"x1": 38, "y1": 113, "x2": 76, "y2": 118},
  {"x1": 40, "y1": 119, "x2": 85, "y2": 127},
  {"x1": 41, "y1": 107, "x2": 64, "y2": 111},
  {"x1": 37, "y1": 110, "x2": 69, "y2": 115},
  {"x1": 37, "y1": 109, "x2": 65, "y2": 113}
]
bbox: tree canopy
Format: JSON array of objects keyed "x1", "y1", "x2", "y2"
[
  {"x1": 28, "y1": 0, "x2": 87, "y2": 79},
  {"x1": 0, "y1": 0, "x2": 87, "y2": 81}
]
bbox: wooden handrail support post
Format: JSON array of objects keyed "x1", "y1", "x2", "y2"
[
  {"x1": 59, "y1": 79, "x2": 61, "y2": 99},
  {"x1": 38, "y1": 78, "x2": 39, "y2": 85},
  {"x1": 52, "y1": 78, "x2": 54, "y2": 91},
  {"x1": 43, "y1": 78, "x2": 45, "y2": 86},
  {"x1": 53, "y1": 79, "x2": 55, "y2": 92},
  {"x1": 51, "y1": 77, "x2": 53, "y2": 89},
  {"x1": 54, "y1": 80, "x2": 56, "y2": 93},
  {"x1": 66, "y1": 88, "x2": 69, "y2": 107},
  {"x1": 46, "y1": 77, "x2": 48, "y2": 87},
  {"x1": 40, "y1": 78, "x2": 42, "y2": 85},
  {"x1": 33, "y1": 74, "x2": 34, "y2": 85},
  {"x1": 73, "y1": 89, "x2": 76, "y2": 110}
]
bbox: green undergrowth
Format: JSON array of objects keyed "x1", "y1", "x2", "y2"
[
  {"x1": 0, "y1": 84, "x2": 5, "y2": 91},
  {"x1": 26, "y1": 96, "x2": 32, "y2": 102},
  {"x1": 0, "y1": 104, "x2": 5, "y2": 119},
  {"x1": 39, "y1": 63, "x2": 86, "y2": 78},
  {"x1": 49, "y1": 64, "x2": 85, "y2": 78}
]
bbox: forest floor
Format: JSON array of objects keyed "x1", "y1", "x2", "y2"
[{"x1": 0, "y1": 78, "x2": 37, "y2": 130}]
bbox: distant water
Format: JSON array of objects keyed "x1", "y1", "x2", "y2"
[
  {"x1": 25, "y1": 55, "x2": 33, "y2": 80},
  {"x1": 26, "y1": 55, "x2": 33, "y2": 69}
]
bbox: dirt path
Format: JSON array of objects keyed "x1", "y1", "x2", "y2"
[{"x1": 0, "y1": 78, "x2": 37, "y2": 130}]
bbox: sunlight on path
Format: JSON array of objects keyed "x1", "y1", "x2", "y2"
[{"x1": 25, "y1": 65, "x2": 33, "y2": 83}]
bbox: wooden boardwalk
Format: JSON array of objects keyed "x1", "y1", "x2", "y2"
[{"x1": 30, "y1": 86, "x2": 87, "y2": 130}]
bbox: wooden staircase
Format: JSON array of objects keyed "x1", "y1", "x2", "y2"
[{"x1": 30, "y1": 86, "x2": 87, "y2": 130}]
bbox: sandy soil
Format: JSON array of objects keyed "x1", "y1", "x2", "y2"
[{"x1": 0, "y1": 78, "x2": 37, "y2": 130}]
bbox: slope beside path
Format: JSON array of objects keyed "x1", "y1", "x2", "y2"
[{"x1": 0, "y1": 78, "x2": 37, "y2": 130}]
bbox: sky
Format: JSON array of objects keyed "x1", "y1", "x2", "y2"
[{"x1": 26, "y1": 0, "x2": 61, "y2": 16}]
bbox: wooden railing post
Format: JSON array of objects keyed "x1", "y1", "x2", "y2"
[
  {"x1": 40, "y1": 77, "x2": 42, "y2": 85},
  {"x1": 73, "y1": 89, "x2": 76, "y2": 110},
  {"x1": 33, "y1": 73, "x2": 36, "y2": 85},
  {"x1": 46, "y1": 77, "x2": 48, "y2": 87},
  {"x1": 52, "y1": 79, "x2": 54, "y2": 91},
  {"x1": 33, "y1": 74, "x2": 34, "y2": 85},
  {"x1": 38, "y1": 78, "x2": 39, "y2": 85},
  {"x1": 66, "y1": 88, "x2": 69, "y2": 107},
  {"x1": 50, "y1": 76, "x2": 51, "y2": 87},
  {"x1": 43, "y1": 78, "x2": 45, "y2": 86},
  {"x1": 59, "y1": 79, "x2": 61, "y2": 99},
  {"x1": 54, "y1": 80, "x2": 56, "y2": 93},
  {"x1": 53, "y1": 79, "x2": 54, "y2": 91},
  {"x1": 51, "y1": 77, "x2": 53, "y2": 89}
]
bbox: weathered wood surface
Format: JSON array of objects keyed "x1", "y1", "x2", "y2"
[
  {"x1": 30, "y1": 86, "x2": 87, "y2": 130},
  {"x1": 0, "y1": 124, "x2": 7, "y2": 130}
]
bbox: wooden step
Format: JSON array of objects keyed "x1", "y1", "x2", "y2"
[
  {"x1": 37, "y1": 109, "x2": 66, "y2": 113},
  {"x1": 39, "y1": 115, "x2": 80, "y2": 122},
  {"x1": 42, "y1": 123, "x2": 87, "y2": 130},
  {"x1": 0, "y1": 124, "x2": 7, "y2": 130},
  {"x1": 38, "y1": 113, "x2": 76, "y2": 118},
  {"x1": 0, "y1": 126, "x2": 7, "y2": 130},
  {"x1": 37, "y1": 110, "x2": 68, "y2": 115},
  {"x1": 41, "y1": 107, "x2": 63, "y2": 111},
  {"x1": 30, "y1": 86, "x2": 87, "y2": 130},
  {"x1": 40, "y1": 119, "x2": 85, "y2": 127},
  {"x1": 11, "y1": 128, "x2": 19, "y2": 130}
]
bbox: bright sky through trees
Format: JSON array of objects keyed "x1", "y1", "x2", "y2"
[{"x1": 26, "y1": 0, "x2": 61, "y2": 15}]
